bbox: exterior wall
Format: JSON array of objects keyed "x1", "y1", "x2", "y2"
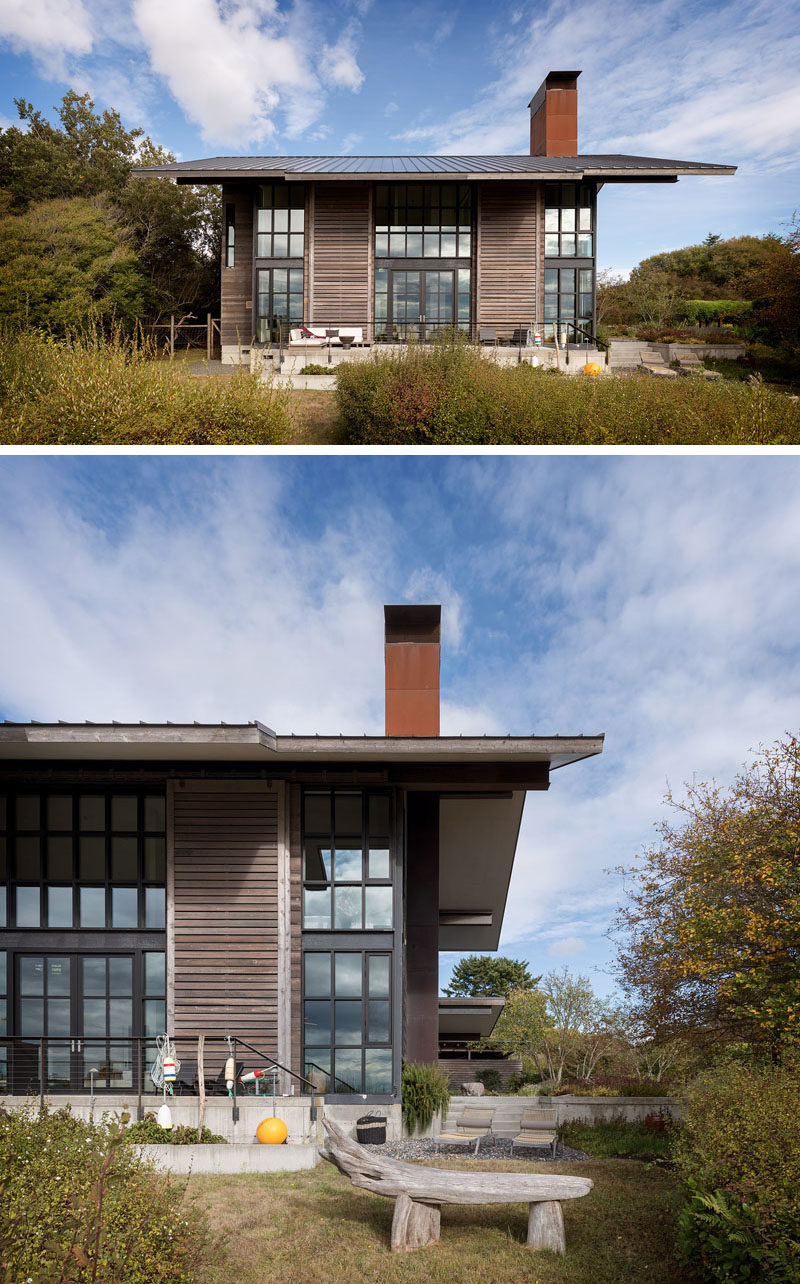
[
  {"x1": 172, "y1": 780, "x2": 280, "y2": 1068},
  {"x1": 437, "y1": 1057, "x2": 523, "y2": 1090},
  {"x1": 220, "y1": 182, "x2": 254, "y2": 358},
  {"x1": 476, "y1": 181, "x2": 539, "y2": 336},
  {"x1": 404, "y1": 792, "x2": 439, "y2": 1065},
  {"x1": 289, "y1": 784, "x2": 302, "y2": 1080},
  {"x1": 309, "y1": 181, "x2": 372, "y2": 327}
]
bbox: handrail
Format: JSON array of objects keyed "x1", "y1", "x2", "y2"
[
  {"x1": 230, "y1": 1036, "x2": 316, "y2": 1093},
  {"x1": 569, "y1": 321, "x2": 610, "y2": 365}
]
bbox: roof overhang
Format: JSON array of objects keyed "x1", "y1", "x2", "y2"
[
  {"x1": 438, "y1": 791, "x2": 526, "y2": 949},
  {"x1": 0, "y1": 723, "x2": 603, "y2": 772},
  {"x1": 438, "y1": 996, "x2": 505, "y2": 1038}
]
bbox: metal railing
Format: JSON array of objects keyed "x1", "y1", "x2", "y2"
[{"x1": 0, "y1": 1034, "x2": 322, "y2": 1119}]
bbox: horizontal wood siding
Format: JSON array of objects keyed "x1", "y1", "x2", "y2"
[
  {"x1": 289, "y1": 784, "x2": 302, "y2": 1077},
  {"x1": 438, "y1": 1057, "x2": 523, "y2": 1090},
  {"x1": 220, "y1": 182, "x2": 254, "y2": 348},
  {"x1": 173, "y1": 781, "x2": 278, "y2": 1064},
  {"x1": 310, "y1": 182, "x2": 371, "y2": 325},
  {"x1": 477, "y1": 181, "x2": 538, "y2": 334}
]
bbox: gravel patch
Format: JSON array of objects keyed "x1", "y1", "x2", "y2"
[{"x1": 371, "y1": 1137, "x2": 591, "y2": 1163}]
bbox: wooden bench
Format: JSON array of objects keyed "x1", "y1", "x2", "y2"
[{"x1": 321, "y1": 1118, "x2": 592, "y2": 1254}]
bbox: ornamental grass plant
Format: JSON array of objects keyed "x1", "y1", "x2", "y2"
[
  {"x1": 401, "y1": 1061, "x2": 451, "y2": 1134},
  {"x1": 335, "y1": 335, "x2": 800, "y2": 445},
  {"x1": 0, "y1": 1104, "x2": 219, "y2": 1283},
  {"x1": 0, "y1": 323, "x2": 294, "y2": 444}
]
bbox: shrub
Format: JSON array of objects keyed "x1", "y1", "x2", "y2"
[
  {"x1": 674, "y1": 1060, "x2": 800, "y2": 1282},
  {"x1": 401, "y1": 1062, "x2": 450, "y2": 1135},
  {"x1": 561, "y1": 1118, "x2": 674, "y2": 1160},
  {"x1": 121, "y1": 1113, "x2": 226, "y2": 1144},
  {"x1": 334, "y1": 335, "x2": 800, "y2": 445},
  {"x1": 475, "y1": 1068, "x2": 503, "y2": 1094},
  {"x1": 0, "y1": 323, "x2": 295, "y2": 444},
  {"x1": 298, "y1": 363, "x2": 329, "y2": 375},
  {"x1": 682, "y1": 300, "x2": 752, "y2": 326},
  {"x1": 0, "y1": 1104, "x2": 218, "y2": 1282}
]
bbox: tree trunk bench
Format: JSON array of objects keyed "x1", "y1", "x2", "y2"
[{"x1": 321, "y1": 1119, "x2": 592, "y2": 1254}]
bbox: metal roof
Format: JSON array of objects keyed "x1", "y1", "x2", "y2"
[{"x1": 134, "y1": 153, "x2": 736, "y2": 182}]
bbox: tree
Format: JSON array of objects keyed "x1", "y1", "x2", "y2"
[
  {"x1": 747, "y1": 213, "x2": 800, "y2": 347},
  {"x1": 443, "y1": 954, "x2": 537, "y2": 997},
  {"x1": 613, "y1": 735, "x2": 800, "y2": 1060},
  {"x1": 0, "y1": 197, "x2": 146, "y2": 330}
]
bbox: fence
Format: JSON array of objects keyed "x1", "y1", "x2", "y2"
[{"x1": 143, "y1": 315, "x2": 221, "y2": 359}]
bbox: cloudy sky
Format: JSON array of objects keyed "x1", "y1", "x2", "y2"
[
  {"x1": 2, "y1": 454, "x2": 799, "y2": 999},
  {"x1": 0, "y1": 0, "x2": 797, "y2": 273}
]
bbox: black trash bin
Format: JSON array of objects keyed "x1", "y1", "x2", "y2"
[{"x1": 356, "y1": 1114, "x2": 387, "y2": 1145}]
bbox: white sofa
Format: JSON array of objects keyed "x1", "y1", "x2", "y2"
[{"x1": 289, "y1": 327, "x2": 364, "y2": 346}]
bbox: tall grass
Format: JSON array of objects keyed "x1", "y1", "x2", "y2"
[
  {"x1": 0, "y1": 324, "x2": 294, "y2": 444},
  {"x1": 335, "y1": 337, "x2": 800, "y2": 445}
]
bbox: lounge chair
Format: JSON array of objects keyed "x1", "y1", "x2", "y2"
[
  {"x1": 640, "y1": 351, "x2": 678, "y2": 379},
  {"x1": 676, "y1": 353, "x2": 722, "y2": 379},
  {"x1": 173, "y1": 1059, "x2": 197, "y2": 1095},
  {"x1": 479, "y1": 328, "x2": 497, "y2": 345},
  {"x1": 434, "y1": 1106, "x2": 495, "y2": 1156},
  {"x1": 511, "y1": 1107, "x2": 559, "y2": 1159}
]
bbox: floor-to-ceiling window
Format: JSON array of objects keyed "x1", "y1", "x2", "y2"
[
  {"x1": 1, "y1": 788, "x2": 166, "y2": 1093},
  {"x1": 255, "y1": 183, "x2": 305, "y2": 342},
  {"x1": 374, "y1": 183, "x2": 473, "y2": 340},
  {"x1": 543, "y1": 182, "x2": 596, "y2": 340},
  {"x1": 301, "y1": 789, "x2": 399, "y2": 1096}
]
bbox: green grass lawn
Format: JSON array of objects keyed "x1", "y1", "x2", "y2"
[{"x1": 186, "y1": 1155, "x2": 689, "y2": 1284}]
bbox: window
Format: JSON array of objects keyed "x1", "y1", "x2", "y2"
[
  {"x1": 225, "y1": 203, "x2": 235, "y2": 268},
  {"x1": 302, "y1": 790, "x2": 393, "y2": 930},
  {"x1": 4, "y1": 790, "x2": 166, "y2": 929},
  {"x1": 543, "y1": 183, "x2": 594, "y2": 258},
  {"x1": 303, "y1": 951, "x2": 393, "y2": 1093},
  {"x1": 256, "y1": 267, "x2": 304, "y2": 343},
  {"x1": 257, "y1": 183, "x2": 305, "y2": 259},
  {"x1": 374, "y1": 183, "x2": 472, "y2": 260},
  {"x1": 544, "y1": 266, "x2": 593, "y2": 332}
]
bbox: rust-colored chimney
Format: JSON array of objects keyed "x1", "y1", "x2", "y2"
[
  {"x1": 384, "y1": 604, "x2": 441, "y2": 736},
  {"x1": 529, "y1": 70, "x2": 580, "y2": 156}
]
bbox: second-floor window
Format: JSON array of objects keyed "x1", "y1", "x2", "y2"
[
  {"x1": 257, "y1": 183, "x2": 305, "y2": 258},
  {"x1": 302, "y1": 790, "x2": 392, "y2": 930}
]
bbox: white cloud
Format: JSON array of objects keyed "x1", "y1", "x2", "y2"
[
  {"x1": 132, "y1": 0, "x2": 313, "y2": 146},
  {"x1": 320, "y1": 26, "x2": 364, "y2": 92},
  {"x1": 550, "y1": 937, "x2": 587, "y2": 957},
  {"x1": 0, "y1": 0, "x2": 93, "y2": 54}
]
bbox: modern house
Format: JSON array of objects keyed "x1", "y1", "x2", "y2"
[
  {"x1": 136, "y1": 69, "x2": 735, "y2": 364},
  {"x1": 0, "y1": 605, "x2": 603, "y2": 1105}
]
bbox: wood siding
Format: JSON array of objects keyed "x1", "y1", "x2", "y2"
[
  {"x1": 310, "y1": 182, "x2": 371, "y2": 325},
  {"x1": 173, "y1": 781, "x2": 278, "y2": 1063},
  {"x1": 477, "y1": 181, "x2": 539, "y2": 334},
  {"x1": 220, "y1": 183, "x2": 254, "y2": 348},
  {"x1": 437, "y1": 1057, "x2": 523, "y2": 1090}
]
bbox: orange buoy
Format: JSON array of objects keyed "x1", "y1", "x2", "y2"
[
  {"x1": 583, "y1": 362, "x2": 602, "y2": 377},
  {"x1": 256, "y1": 1116, "x2": 288, "y2": 1145}
]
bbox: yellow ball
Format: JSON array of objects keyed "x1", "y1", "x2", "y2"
[
  {"x1": 256, "y1": 1116, "x2": 288, "y2": 1145},
  {"x1": 583, "y1": 362, "x2": 602, "y2": 377}
]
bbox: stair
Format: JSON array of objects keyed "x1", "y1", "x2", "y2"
[{"x1": 608, "y1": 339, "x2": 666, "y2": 371}]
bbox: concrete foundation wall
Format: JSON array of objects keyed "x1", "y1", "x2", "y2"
[
  {"x1": 137, "y1": 1142, "x2": 319, "y2": 1173},
  {"x1": 424, "y1": 1093, "x2": 683, "y2": 1137}
]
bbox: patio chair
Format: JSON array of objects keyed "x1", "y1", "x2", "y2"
[
  {"x1": 676, "y1": 353, "x2": 722, "y2": 379},
  {"x1": 479, "y1": 328, "x2": 497, "y2": 345},
  {"x1": 639, "y1": 351, "x2": 678, "y2": 379},
  {"x1": 511, "y1": 1107, "x2": 559, "y2": 1159},
  {"x1": 207, "y1": 1060, "x2": 244, "y2": 1096},
  {"x1": 173, "y1": 1059, "x2": 197, "y2": 1095},
  {"x1": 434, "y1": 1106, "x2": 495, "y2": 1156}
]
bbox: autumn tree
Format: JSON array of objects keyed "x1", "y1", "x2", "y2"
[
  {"x1": 443, "y1": 954, "x2": 537, "y2": 997},
  {"x1": 613, "y1": 735, "x2": 800, "y2": 1061}
]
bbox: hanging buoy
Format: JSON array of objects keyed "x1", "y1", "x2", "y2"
[
  {"x1": 162, "y1": 1056, "x2": 177, "y2": 1082},
  {"x1": 224, "y1": 1056, "x2": 235, "y2": 1092},
  {"x1": 157, "y1": 1103, "x2": 173, "y2": 1129},
  {"x1": 256, "y1": 1117, "x2": 288, "y2": 1145}
]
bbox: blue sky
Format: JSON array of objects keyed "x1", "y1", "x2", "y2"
[
  {"x1": 1, "y1": 0, "x2": 798, "y2": 274},
  {"x1": 2, "y1": 454, "x2": 800, "y2": 1002}
]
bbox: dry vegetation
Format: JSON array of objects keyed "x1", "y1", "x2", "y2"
[{"x1": 186, "y1": 1156, "x2": 686, "y2": 1284}]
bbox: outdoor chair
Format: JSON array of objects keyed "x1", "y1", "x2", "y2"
[
  {"x1": 676, "y1": 353, "x2": 722, "y2": 379},
  {"x1": 479, "y1": 328, "x2": 497, "y2": 345},
  {"x1": 434, "y1": 1106, "x2": 495, "y2": 1155},
  {"x1": 173, "y1": 1059, "x2": 197, "y2": 1095},
  {"x1": 640, "y1": 351, "x2": 678, "y2": 379},
  {"x1": 511, "y1": 1107, "x2": 559, "y2": 1159}
]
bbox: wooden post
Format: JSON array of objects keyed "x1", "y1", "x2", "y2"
[
  {"x1": 391, "y1": 1195, "x2": 441, "y2": 1252},
  {"x1": 170, "y1": 315, "x2": 175, "y2": 359},
  {"x1": 207, "y1": 313, "x2": 212, "y2": 362},
  {"x1": 197, "y1": 1034, "x2": 206, "y2": 1142},
  {"x1": 527, "y1": 1200, "x2": 566, "y2": 1254}
]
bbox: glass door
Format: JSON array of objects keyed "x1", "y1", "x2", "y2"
[
  {"x1": 388, "y1": 270, "x2": 469, "y2": 340},
  {"x1": 79, "y1": 955, "x2": 135, "y2": 1090},
  {"x1": 16, "y1": 954, "x2": 75, "y2": 1091}
]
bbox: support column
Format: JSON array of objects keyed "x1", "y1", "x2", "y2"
[{"x1": 405, "y1": 791, "x2": 439, "y2": 1066}]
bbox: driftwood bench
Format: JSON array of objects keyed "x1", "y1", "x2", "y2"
[{"x1": 321, "y1": 1118, "x2": 592, "y2": 1254}]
